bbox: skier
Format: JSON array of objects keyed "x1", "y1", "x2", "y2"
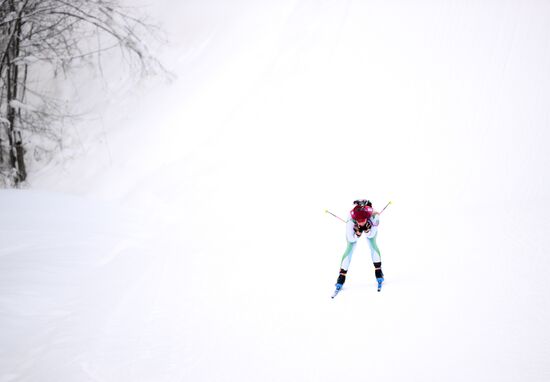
[{"x1": 333, "y1": 199, "x2": 384, "y2": 296}]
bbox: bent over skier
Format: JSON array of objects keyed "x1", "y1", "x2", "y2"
[{"x1": 334, "y1": 200, "x2": 384, "y2": 294}]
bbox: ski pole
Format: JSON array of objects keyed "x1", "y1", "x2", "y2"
[
  {"x1": 324, "y1": 209, "x2": 347, "y2": 223},
  {"x1": 379, "y1": 201, "x2": 392, "y2": 214}
]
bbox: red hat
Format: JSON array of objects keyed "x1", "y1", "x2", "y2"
[{"x1": 350, "y1": 205, "x2": 373, "y2": 221}]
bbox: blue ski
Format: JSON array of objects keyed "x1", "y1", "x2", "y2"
[{"x1": 331, "y1": 285, "x2": 342, "y2": 299}]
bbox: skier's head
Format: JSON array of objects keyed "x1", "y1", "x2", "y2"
[{"x1": 351, "y1": 205, "x2": 373, "y2": 222}]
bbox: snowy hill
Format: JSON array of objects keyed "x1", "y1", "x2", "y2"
[{"x1": 2, "y1": 1, "x2": 550, "y2": 381}]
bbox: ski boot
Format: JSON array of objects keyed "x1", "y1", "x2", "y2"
[
  {"x1": 377, "y1": 277, "x2": 384, "y2": 292},
  {"x1": 332, "y1": 269, "x2": 347, "y2": 298},
  {"x1": 374, "y1": 262, "x2": 384, "y2": 292}
]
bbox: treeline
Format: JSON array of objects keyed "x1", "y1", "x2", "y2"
[{"x1": 0, "y1": 0, "x2": 162, "y2": 186}]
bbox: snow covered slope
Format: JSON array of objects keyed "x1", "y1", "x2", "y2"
[{"x1": 2, "y1": 1, "x2": 550, "y2": 381}]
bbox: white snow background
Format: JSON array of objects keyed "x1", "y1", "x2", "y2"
[{"x1": 2, "y1": 1, "x2": 550, "y2": 381}]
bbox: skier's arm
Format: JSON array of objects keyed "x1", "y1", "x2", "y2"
[
  {"x1": 371, "y1": 212, "x2": 380, "y2": 226},
  {"x1": 346, "y1": 219, "x2": 359, "y2": 242},
  {"x1": 364, "y1": 213, "x2": 380, "y2": 239}
]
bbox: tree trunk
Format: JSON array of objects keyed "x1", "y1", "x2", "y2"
[{"x1": 5, "y1": 0, "x2": 26, "y2": 183}]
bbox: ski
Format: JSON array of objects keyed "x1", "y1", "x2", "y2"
[
  {"x1": 377, "y1": 278, "x2": 383, "y2": 292},
  {"x1": 331, "y1": 285, "x2": 342, "y2": 299}
]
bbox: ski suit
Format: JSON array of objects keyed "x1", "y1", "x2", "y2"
[
  {"x1": 336, "y1": 212, "x2": 383, "y2": 286},
  {"x1": 340, "y1": 213, "x2": 381, "y2": 270}
]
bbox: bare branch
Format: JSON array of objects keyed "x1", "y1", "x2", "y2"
[{"x1": 0, "y1": 0, "x2": 166, "y2": 185}]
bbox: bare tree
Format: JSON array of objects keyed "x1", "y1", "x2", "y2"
[{"x1": 0, "y1": 0, "x2": 164, "y2": 186}]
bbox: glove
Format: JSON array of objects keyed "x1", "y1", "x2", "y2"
[
  {"x1": 354, "y1": 221, "x2": 372, "y2": 236},
  {"x1": 365, "y1": 220, "x2": 372, "y2": 231}
]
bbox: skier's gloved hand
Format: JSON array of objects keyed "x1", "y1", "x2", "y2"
[
  {"x1": 354, "y1": 221, "x2": 372, "y2": 236},
  {"x1": 365, "y1": 220, "x2": 372, "y2": 231}
]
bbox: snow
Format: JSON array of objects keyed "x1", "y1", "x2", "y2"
[
  {"x1": 9, "y1": 100, "x2": 35, "y2": 112},
  {"x1": 2, "y1": 1, "x2": 550, "y2": 381}
]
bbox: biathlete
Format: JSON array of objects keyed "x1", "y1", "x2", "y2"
[{"x1": 333, "y1": 199, "x2": 384, "y2": 295}]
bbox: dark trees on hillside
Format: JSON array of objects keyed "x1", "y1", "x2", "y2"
[{"x1": 0, "y1": 0, "x2": 162, "y2": 186}]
